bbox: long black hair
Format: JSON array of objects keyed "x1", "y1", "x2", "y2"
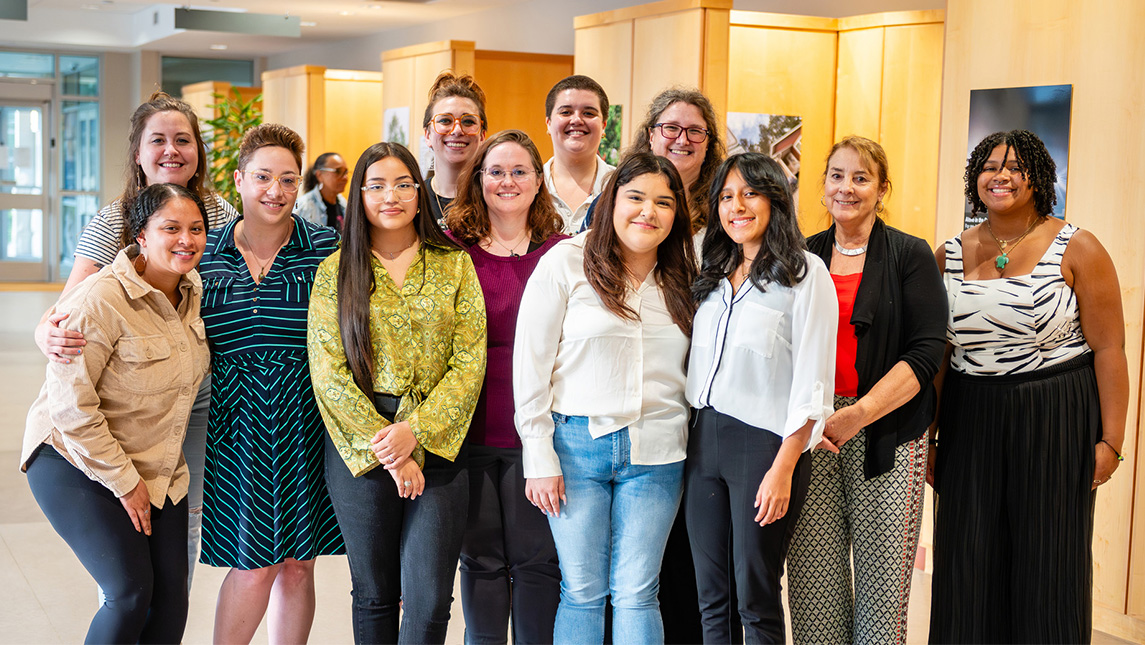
[
  {"x1": 337, "y1": 142, "x2": 460, "y2": 398},
  {"x1": 965, "y1": 129, "x2": 1057, "y2": 216},
  {"x1": 694, "y1": 153, "x2": 807, "y2": 303}
]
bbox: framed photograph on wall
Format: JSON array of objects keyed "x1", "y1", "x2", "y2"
[
  {"x1": 726, "y1": 112, "x2": 802, "y2": 206},
  {"x1": 965, "y1": 84, "x2": 1072, "y2": 228}
]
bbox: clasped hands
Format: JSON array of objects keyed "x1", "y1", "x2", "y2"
[{"x1": 371, "y1": 421, "x2": 424, "y2": 499}]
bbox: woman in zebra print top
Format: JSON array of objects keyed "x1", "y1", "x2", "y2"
[{"x1": 929, "y1": 129, "x2": 1127, "y2": 644}]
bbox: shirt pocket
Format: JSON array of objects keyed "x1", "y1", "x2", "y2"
[
  {"x1": 282, "y1": 271, "x2": 316, "y2": 303},
  {"x1": 189, "y1": 319, "x2": 210, "y2": 376},
  {"x1": 691, "y1": 305, "x2": 718, "y2": 349},
  {"x1": 113, "y1": 334, "x2": 174, "y2": 394},
  {"x1": 733, "y1": 302, "x2": 784, "y2": 358},
  {"x1": 202, "y1": 276, "x2": 238, "y2": 309}
]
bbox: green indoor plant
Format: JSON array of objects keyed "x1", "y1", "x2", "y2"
[{"x1": 204, "y1": 88, "x2": 262, "y2": 212}]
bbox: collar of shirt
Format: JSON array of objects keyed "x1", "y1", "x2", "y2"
[
  {"x1": 209, "y1": 213, "x2": 316, "y2": 258},
  {"x1": 543, "y1": 156, "x2": 614, "y2": 224},
  {"x1": 111, "y1": 245, "x2": 200, "y2": 305}
]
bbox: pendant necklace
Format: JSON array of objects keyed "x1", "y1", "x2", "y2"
[
  {"x1": 431, "y1": 176, "x2": 450, "y2": 223},
  {"x1": 833, "y1": 239, "x2": 868, "y2": 256},
  {"x1": 240, "y1": 220, "x2": 293, "y2": 284},
  {"x1": 986, "y1": 216, "x2": 1040, "y2": 271},
  {"x1": 487, "y1": 230, "x2": 529, "y2": 258},
  {"x1": 374, "y1": 235, "x2": 418, "y2": 260}
]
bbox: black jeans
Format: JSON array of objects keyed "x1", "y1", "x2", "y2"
[
  {"x1": 684, "y1": 407, "x2": 811, "y2": 644},
  {"x1": 459, "y1": 445, "x2": 560, "y2": 644},
  {"x1": 26, "y1": 445, "x2": 189, "y2": 644},
  {"x1": 324, "y1": 431, "x2": 469, "y2": 645}
]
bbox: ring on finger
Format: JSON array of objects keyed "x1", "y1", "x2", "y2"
[{"x1": 403, "y1": 480, "x2": 412, "y2": 487}]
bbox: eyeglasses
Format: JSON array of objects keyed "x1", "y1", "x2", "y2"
[
  {"x1": 483, "y1": 168, "x2": 536, "y2": 182},
  {"x1": 243, "y1": 171, "x2": 301, "y2": 194},
  {"x1": 430, "y1": 113, "x2": 482, "y2": 136},
  {"x1": 652, "y1": 122, "x2": 710, "y2": 144},
  {"x1": 317, "y1": 166, "x2": 348, "y2": 177},
  {"x1": 360, "y1": 182, "x2": 419, "y2": 202}
]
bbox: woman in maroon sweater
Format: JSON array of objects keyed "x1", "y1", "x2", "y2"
[{"x1": 446, "y1": 129, "x2": 568, "y2": 643}]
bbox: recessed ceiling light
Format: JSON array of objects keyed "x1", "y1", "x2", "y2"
[
  {"x1": 209, "y1": 44, "x2": 228, "y2": 50},
  {"x1": 300, "y1": 21, "x2": 317, "y2": 27}
]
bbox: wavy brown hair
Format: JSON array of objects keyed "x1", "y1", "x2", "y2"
[
  {"x1": 422, "y1": 71, "x2": 488, "y2": 135},
  {"x1": 446, "y1": 130, "x2": 563, "y2": 246},
  {"x1": 337, "y1": 142, "x2": 461, "y2": 398},
  {"x1": 122, "y1": 91, "x2": 213, "y2": 211},
  {"x1": 584, "y1": 152, "x2": 696, "y2": 335},
  {"x1": 627, "y1": 87, "x2": 725, "y2": 231}
]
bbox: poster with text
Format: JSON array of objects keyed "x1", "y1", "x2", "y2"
[
  {"x1": 965, "y1": 84, "x2": 1072, "y2": 228},
  {"x1": 726, "y1": 112, "x2": 802, "y2": 206}
]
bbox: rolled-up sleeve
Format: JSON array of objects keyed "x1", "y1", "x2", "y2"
[
  {"x1": 513, "y1": 255, "x2": 569, "y2": 478},
  {"x1": 784, "y1": 258, "x2": 839, "y2": 448}
]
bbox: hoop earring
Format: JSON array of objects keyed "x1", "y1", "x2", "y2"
[
  {"x1": 133, "y1": 251, "x2": 147, "y2": 275},
  {"x1": 820, "y1": 195, "x2": 827, "y2": 207},
  {"x1": 875, "y1": 200, "x2": 885, "y2": 214}
]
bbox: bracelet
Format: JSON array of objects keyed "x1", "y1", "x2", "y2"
[
  {"x1": 1099, "y1": 439, "x2": 1124, "y2": 461},
  {"x1": 928, "y1": 436, "x2": 938, "y2": 447}
]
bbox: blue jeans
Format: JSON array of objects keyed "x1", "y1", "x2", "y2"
[{"x1": 547, "y1": 414, "x2": 684, "y2": 645}]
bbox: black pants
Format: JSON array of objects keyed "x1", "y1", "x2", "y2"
[
  {"x1": 26, "y1": 445, "x2": 189, "y2": 644},
  {"x1": 324, "y1": 431, "x2": 469, "y2": 645},
  {"x1": 685, "y1": 408, "x2": 811, "y2": 644},
  {"x1": 459, "y1": 445, "x2": 560, "y2": 644}
]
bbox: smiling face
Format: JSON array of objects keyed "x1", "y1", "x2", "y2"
[
  {"x1": 718, "y1": 167, "x2": 771, "y2": 260},
  {"x1": 546, "y1": 88, "x2": 605, "y2": 158},
  {"x1": 135, "y1": 110, "x2": 198, "y2": 188},
  {"x1": 976, "y1": 144, "x2": 1034, "y2": 217},
  {"x1": 648, "y1": 101, "x2": 707, "y2": 188},
  {"x1": 824, "y1": 146, "x2": 887, "y2": 229},
  {"x1": 137, "y1": 196, "x2": 206, "y2": 280},
  {"x1": 234, "y1": 146, "x2": 301, "y2": 226},
  {"x1": 481, "y1": 142, "x2": 541, "y2": 223},
  {"x1": 363, "y1": 156, "x2": 419, "y2": 240},
  {"x1": 425, "y1": 96, "x2": 486, "y2": 171},
  {"x1": 612, "y1": 172, "x2": 677, "y2": 265}
]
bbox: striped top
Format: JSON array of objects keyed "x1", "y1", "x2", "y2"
[
  {"x1": 943, "y1": 222, "x2": 1090, "y2": 375},
  {"x1": 75, "y1": 194, "x2": 238, "y2": 267}
]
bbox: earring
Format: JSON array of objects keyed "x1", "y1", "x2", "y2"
[
  {"x1": 875, "y1": 200, "x2": 885, "y2": 214},
  {"x1": 820, "y1": 195, "x2": 827, "y2": 207},
  {"x1": 133, "y1": 251, "x2": 147, "y2": 275}
]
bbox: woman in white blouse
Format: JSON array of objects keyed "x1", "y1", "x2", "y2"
[
  {"x1": 514, "y1": 152, "x2": 697, "y2": 643},
  {"x1": 686, "y1": 152, "x2": 837, "y2": 643}
]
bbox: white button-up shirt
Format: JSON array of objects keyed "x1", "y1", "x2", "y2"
[
  {"x1": 687, "y1": 251, "x2": 837, "y2": 449},
  {"x1": 514, "y1": 235, "x2": 689, "y2": 478},
  {"x1": 543, "y1": 156, "x2": 615, "y2": 234}
]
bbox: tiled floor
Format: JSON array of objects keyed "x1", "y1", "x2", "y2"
[{"x1": 0, "y1": 290, "x2": 1134, "y2": 644}]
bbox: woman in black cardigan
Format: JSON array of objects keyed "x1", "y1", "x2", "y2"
[{"x1": 786, "y1": 136, "x2": 946, "y2": 644}]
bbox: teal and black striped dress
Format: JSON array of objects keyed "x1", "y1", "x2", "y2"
[{"x1": 199, "y1": 215, "x2": 345, "y2": 569}]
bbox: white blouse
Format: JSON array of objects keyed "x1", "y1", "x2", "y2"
[
  {"x1": 514, "y1": 235, "x2": 690, "y2": 478},
  {"x1": 686, "y1": 250, "x2": 837, "y2": 449}
]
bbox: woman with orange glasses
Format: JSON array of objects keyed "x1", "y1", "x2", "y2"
[{"x1": 422, "y1": 72, "x2": 488, "y2": 227}]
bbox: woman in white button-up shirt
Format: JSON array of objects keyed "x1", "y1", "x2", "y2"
[
  {"x1": 514, "y1": 152, "x2": 697, "y2": 644},
  {"x1": 685, "y1": 152, "x2": 837, "y2": 643}
]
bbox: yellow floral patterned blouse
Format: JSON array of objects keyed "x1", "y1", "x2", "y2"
[{"x1": 307, "y1": 244, "x2": 487, "y2": 477}]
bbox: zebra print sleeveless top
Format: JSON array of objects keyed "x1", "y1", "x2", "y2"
[{"x1": 943, "y1": 222, "x2": 1090, "y2": 375}]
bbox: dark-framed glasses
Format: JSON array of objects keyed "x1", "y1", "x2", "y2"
[
  {"x1": 653, "y1": 122, "x2": 709, "y2": 144},
  {"x1": 243, "y1": 171, "x2": 302, "y2": 194},
  {"x1": 361, "y1": 182, "x2": 419, "y2": 202},
  {"x1": 483, "y1": 167, "x2": 536, "y2": 182},
  {"x1": 430, "y1": 113, "x2": 482, "y2": 136}
]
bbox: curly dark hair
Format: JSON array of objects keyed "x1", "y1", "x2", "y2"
[
  {"x1": 694, "y1": 153, "x2": 807, "y2": 303},
  {"x1": 584, "y1": 152, "x2": 696, "y2": 335},
  {"x1": 446, "y1": 130, "x2": 563, "y2": 246},
  {"x1": 128, "y1": 183, "x2": 207, "y2": 242},
  {"x1": 965, "y1": 129, "x2": 1057, "y2": 216}
]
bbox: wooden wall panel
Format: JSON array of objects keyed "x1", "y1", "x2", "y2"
[
  {"x1": 728, "y1": 24, "x2": 837, "y2": 232},
  {"x1": 474, "y1": 51, "x2": 574, "y2": 161},
  {"x1": 260, "y1": 66, "x2": 325, "y2": 170},
  {"x1": 574, "y1": 21, "x2": 633, "y2": 151},
  {"x1": 937, "y1": 0, "x2": 1145, "y2": 637},
  {"x1": 833, "y1": 28, "x2": 884, "y2": 143},
  {"x1": 632, "y1": 10, "x2": 704, "y2": 113},
  {"x1": 322, "y1": 71, "x2": 383, "y2": 192}
]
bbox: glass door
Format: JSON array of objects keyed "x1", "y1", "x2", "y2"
[{"x1": 0, "y1": 100, "x2": 50, "y2": 280}]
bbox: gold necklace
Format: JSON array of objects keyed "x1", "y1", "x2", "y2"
[
  {"x1": 374, "y1": 235, "x2": 418, "y2": 260},
  {"x1": 486, "y1": 229, "x2": 530, "y2": 258},
  {"x1": 239, "y1": 220, "x2": 293, "y2": 284},
  {"x1": 986, "y1": 216, "x2": 1041, "y2": 271}
]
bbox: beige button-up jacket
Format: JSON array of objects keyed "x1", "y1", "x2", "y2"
[{"x1": 22, "y1": 247, "x2": 209, "y2": 507}]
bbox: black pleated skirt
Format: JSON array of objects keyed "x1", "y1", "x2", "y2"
[{"x1": 930, "y1": 352, "x2": 1099, "y2": 644}]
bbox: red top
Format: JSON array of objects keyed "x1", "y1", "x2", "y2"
[{"x1": 832, "y1": 272, "x2": 862, "y2": 396}]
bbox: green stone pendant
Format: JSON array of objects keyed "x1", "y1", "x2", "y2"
[{"x1": 995, "y1": 253, "x2": 1009, "y2": 270}]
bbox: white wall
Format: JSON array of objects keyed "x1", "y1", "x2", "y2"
[{"x1": 267, "y1": 0, "x2": 944, "y2": 71}]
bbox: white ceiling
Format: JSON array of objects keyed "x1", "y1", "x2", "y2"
[{"x1": 5, "y1": 0, "x2": 516, "y2": 57}]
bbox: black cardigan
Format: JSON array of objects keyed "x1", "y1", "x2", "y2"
[{"x1": 806, "y1": 218, "x2": 947, "y2": 479}]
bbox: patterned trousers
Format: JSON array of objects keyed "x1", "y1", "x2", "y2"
[{"x1": 786, "y1": 396, "x2": 927, "y2": 645}]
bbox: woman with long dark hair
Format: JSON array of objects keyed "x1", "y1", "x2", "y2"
[
  {"x1": 929, "y1": 130, "x2": 1127, "y2": 643},
  {"x1": 686, "y1": 152, "x2": 837, "y2": 643},
  {"x1": 514, "y1": 152, "x2": 696, "y2": 643},
  {"x1": 447, "y1": 129, "x2": 567, "y2": 643},
  {"x1": 308, "y1": 142, "x2": 486, "y2": 644}
]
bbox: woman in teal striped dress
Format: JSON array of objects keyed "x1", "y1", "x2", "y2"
[{"x1": 199, "y1": 123, "x2": 344, "y2": 643}]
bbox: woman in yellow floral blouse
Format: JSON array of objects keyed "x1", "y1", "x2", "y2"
[{"x1": 307, "y1": 141, "x2": 487, "y2": 644}]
